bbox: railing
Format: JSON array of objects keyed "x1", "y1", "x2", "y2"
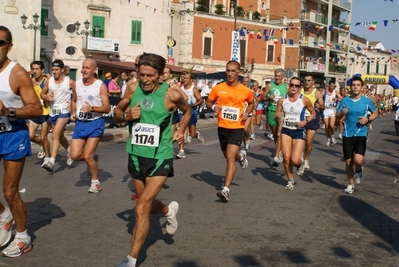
[
  {"x1": 315, "y1": 13, "x2": 328, "y2": 25},
  {"x1": 329, "y1": 64, "x2": 346, "y2": 73},
  {"x1": 333, "y1": 0, "x2": 351, "y2": 10},
  {"x1": 331, "y1": 18, "x2": 349, "y2": 30}
]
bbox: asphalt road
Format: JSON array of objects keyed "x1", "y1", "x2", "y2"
[{"x1": 0, "y1": 114, "x2": 398, "y2": 267}]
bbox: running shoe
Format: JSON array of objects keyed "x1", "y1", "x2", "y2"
[
  {"x1": 326, "y1": 139, "x2": 331, "y2": 147},
  {"x1": 321, "y1": 124, "x2": 325, "y2": 129},
  {"x1": 285, "y1": 180, "x2": 294, "y2": 190},
  {"x1": 238, "y1": 150, "x2": 248, "y2": 170},
  {"x1": 176, "y1": 150, "x2": 186, "y2": 159},
  {"x1": 196, "y1": 131, "x2": 205, "y2": 144},
  {"x1": 88, "y1": 181, "x2": 102, "y2": 193},
  {"x1": 249, "y1": 133, "x2": 256, "y2": 140},
  {"x1": 303, "y1": 160, "x2": 310, "y2": 170},
  {"x1": 354, "y1": 167, "x2": 364, "y2": 184},
  {"x1": 272, "y1": 157, "x2": 279, "y2": 167},
  {"x1": 42, "y1": 160, "x2": 54, "y2": 172},
  {"x1": 296, "y1": 164, "x2": 305, "y2": 176},
  {"x1": 344, "y1": 184, "x2": 354, "y2": 194},
  {"x1": 0, "y1": 218, "x2": 13, "y2": 247},
  {"x1": 41, "y1": 158, "x2": 49, "y2": 168},
  {"x1": 37, "y1": 146, "x2": 45, "y2": 159},
  {"x1": 166, "y1": 201, "x2": 179, "y2": 235},
  {"x1": 244, "y1": 141, "x2": 250, "y2": 151},
  {"x1": 278, "y1": 152, "x2": 283, "y2": 164},
  {"x1": 184, "y1": 135, "x2": 192, "y2": 144},
  {"x1": 216, "y1": 187, "x2": 229, "y2": 202},
  {"x1": 268, "y1": 133, "x2": 274, "y2": 141},
  {"x1": 1, "y1": 236, "x2": 32, "y2": 258},
  {"x1": 66, "y1": 153, "x2": 73, "y2": 166},
  {"x1": 338, "y1": 133, "x2": 342, "y2": 140},
  {"x1": 331, "y1": 136, "x2": 337, "y2": 144}
]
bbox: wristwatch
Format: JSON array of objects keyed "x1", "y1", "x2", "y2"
[
  {"x1": 8, "y1": 108, "x2": 16, "y2": 117},
  {"x1": 91, "y1": 106, "x2": 94, "y2": 112}
]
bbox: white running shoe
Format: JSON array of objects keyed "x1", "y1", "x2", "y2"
[
  {"x1": 42, "y1": 160, "x2": 54, "y2": 172},
  {"x1": 286, "y1": 180, "x2": 294, "y2": 190},
  {"x1": 1, "y1": 236, "x2": 32, "y2": 258},
  {"x1": 216, "y1": 187, "x2": 230, "y2": 202},
  {"x1": 37, "y1": 146, "x2": 45, "y2": 159},
  {"x1": 245, "y1": 141, "x2": 250, "y2": 151},
  {"x1": 249, "y1": 133, "x2": 256, "y2": 140},
  {"x1": 331, "y1": 136, "x2": 337, "y2": 144},
  {"x1": 196, "y1": 131, "x2": 205, "y2": 144},
  {"x1": 166, "y1": 201, "x2": 179, "y2": 235},
  {"x1": 67, "y1": 153, "x2": 73, "y2": 166},
  {"x1": 338, "y1": 133, "x2": 342, "y2": 140},
  {"x1": 278, "y1": 152, "x2": 283, "y2": 164},
  {"x1": 176, "y1": 150, "x2": 186, "y2": 159},
  {"x1": 303, "y1": 160, "x2": 310, "y2": 170},
  {"x1": 0, "y1": 217, "x2": 13, "y2": 247},
  {"x1": 321, "y1": 124, "x2": 325, "y2": 129},
  {"x1": 184, "y1": 135, "x2": 192, "y2": 144},
  {"x1": 116, "y1": 257, "x2": 135, "y2": 267},
  {"x1": 238, "y1": 150, "x2": 248, "y2": 170},
  {"x1": 296, "y1": 164, "x2": 305, "y2": 176},
  {"x1": 272, "y1": 157, "x2": 279, "y2": 167},
  {"x1": 354, "y1": 167, "x2": 364, "y2": 184},
  {"x1": 326, "y1": 139, "x2": 331, "y2": 147},
  {"x1": 88, "y1": 181, "x2": 102, "y2": 193},
  {"x1": 344, "y1": 184, "x2": 354, "y2": 194}
]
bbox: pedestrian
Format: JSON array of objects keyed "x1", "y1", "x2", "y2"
[
  {"x1": 336, "y1": 76, "x2": 378, "y2": 194},
  {"x1": 113, "y1": 53, "x2": 192, "y2": 267},
  {"x1": 322, "y1": 81, "x2": 342, "y2": 147},
  {"x1": 205, "y1": 60, "x2": 254, "y2": 202},
  {"x1": 69, "y1": 58, "x2": 110, "y2": 193},
  {"x1": 0, "y1": 25, "x2": 42, "y2": 257},
  {"x1": 275, "y1": 77, "x2": 316, "y2": 190}
]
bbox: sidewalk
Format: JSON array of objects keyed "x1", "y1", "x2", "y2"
[{"x1": 64, "y1": 116, "x2": 218, "y2": 141}]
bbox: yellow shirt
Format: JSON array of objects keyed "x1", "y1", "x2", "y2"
[{"x1": 33, "y1": 81, "x2": 50, "y2": 115}]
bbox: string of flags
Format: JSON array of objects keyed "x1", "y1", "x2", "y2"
[{"x1": 127, "y1": 0, "x2": 167, "y2": 14}]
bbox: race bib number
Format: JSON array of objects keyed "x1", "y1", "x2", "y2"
[
  {"x1": 0, "y1": 116, "x2": 12, "y2": 133},
  {"x1": 284, "y1": 117, "x2": 299, "y2": 128},
  {"x1": 131, "y1": 123, "x2": 160, "y2": 147},
  {"x1": 77, "y1": 109, "x2": 93, "y2": 120},
  {"x1": 51, "y1": 104, "x2": 62, "y2": 116},
  {"x1": 221, "y1": 106, "x2": 239, "y2": 121}
]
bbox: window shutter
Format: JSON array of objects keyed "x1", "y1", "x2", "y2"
[
  {"x1": 131, "y1": 21, "x2": 142, "y2": 44},
  {"x1": 92, "y1": 16, "x2": 105, "y2": 38},
  {"x1": 203, "y1": 37, "x2": 211, "y2": 56},
  {"x1": 40, "y1": 9, "x2": 49, "y2": 36}
]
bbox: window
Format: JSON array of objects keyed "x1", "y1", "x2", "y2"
[
  {"x1": 131, "y1": 20, "x2": 142, "y2": 44},
  {"x1": 367, "y1": 62, "x2": 370, "y2": 74},
  {"x1": 203, "y1": 37, "x2": 211, "y2": 56},
  {"x1": 267, "y1": 45, "x2": 274, "y2": 62},
  {"x1": 66, "y1": 23, "x2": 76, "y2": 34},
  {"x1": 240, "y1": 39, "x2": 246, "y2": 65},
  {"x1": 92, "y1": 15, "x2": 105, "y2": 38},
  {"x1": 376, "y1": 62, "x2": 379, "y2": 74},
  {"x1": 384, "y1": 63, "x2": 387, "y2": 75},
  {"x1": 41, "y1": 8, "x2": 49, "y2": 36},
  {"x1": 65, "y1": 45, "x2": 77, "y2": 56}
]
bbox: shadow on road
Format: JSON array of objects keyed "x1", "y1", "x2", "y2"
[
  {"x1": 191, "y1": 171, "x2": 227, "y2": 190},
  {"x1": 75, "y1": 168, "x2": 113, "y2": 187},
  {"x1": 339, "y1": 195, "x2": 399, "y2": 253},
  {"x1": 234, "y1": 254, "x2": 265, "y2": 266},
  {"x1": 116, "y1": 209, "x2": 175, "y2": 266},
  {"x1": 25, "y1": 197, "x2": 66, "y2": 242}
]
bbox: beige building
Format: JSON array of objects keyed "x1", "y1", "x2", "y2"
[{"x1": 2, "y1": 0, "x2": 171, "y2": 79}]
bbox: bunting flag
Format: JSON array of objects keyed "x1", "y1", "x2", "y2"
[
  {"x1": 272, "y1": 36, "x2": 278, "y2": 44},
  {"x1": 316, "y1": 26, "x2": 324, "y2": 31},
  {"x1": 328, "y1": 25, "x2": 334, "y2": 31},
  {"x1": 269, "y1": 29, "x2": 274, "y2": 36},
  {"x1": 239, "y1": 29, "x2": 246, "y2": 37},
  {"x1": 281, "y1": 38, "x2": 286, "y2": 44},
  {"x1": 249, "y1": 29, "x2": 254, "y2": 39},
  {"x1": 335, "y1": 44, "x2": 340, "y2": 50},
  {"x1": 263, "y1": 29, "x2": 267, "y2": 40},
  {"x1": 289, "y1": 39, "x2": 294, "y2": 45},
  {"x1": 357, "y1": 46, "x2": 362, "y2": 51},
  {"x1": 257, "y1": 30, "x2": 262, "y2": 39},
  {"x1": 319, "y1": 41, "x2": 325, "y2": 49},
  {"x1": 368, "y1": 21, "x2": 378, "y2": 31}
]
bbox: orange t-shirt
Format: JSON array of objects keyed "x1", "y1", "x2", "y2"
[{"x1": 208, "y1": 82, "x2": 254, "y2": 129}]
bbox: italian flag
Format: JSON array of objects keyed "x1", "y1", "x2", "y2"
[
  {"x1": 368, "y1": 21, "x2": 378, "y2": 31},
  {"x1": 272, "y1": 36, "x2": 278, "y2": 44}
]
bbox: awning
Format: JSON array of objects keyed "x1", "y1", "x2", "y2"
[{"x1": 96, "y1": 60, "x2": 205, "y2": 74}]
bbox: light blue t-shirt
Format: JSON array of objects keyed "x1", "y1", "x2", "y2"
[{"x1": 337, "y1": 96, "x2": 376, "y2": 137}]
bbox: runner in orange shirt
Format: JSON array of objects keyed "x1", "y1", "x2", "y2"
[{"x1": 206, "y1": 60, "x2": 254, "y2": 202}]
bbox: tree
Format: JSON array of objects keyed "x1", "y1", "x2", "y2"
[
  {"x1": 214, "y1": 4, "x2": 226, "y2": 15},
  {"x1": 236, "y1": 6, "x2": 245, "y2": 18},
  {"x1": 252, "y1": 11, "x2": 261, "y2": 20},
  {"x1": 196, "y1": 0, "x2": 209, "y2": 13}
]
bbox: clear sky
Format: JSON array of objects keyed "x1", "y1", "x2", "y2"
[{"x1": 349, "y1": 0, "x2": 399, "y2": 50}]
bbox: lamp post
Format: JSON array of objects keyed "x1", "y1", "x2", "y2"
[
  {"x1": 20, "y1": 13, "x2": 50, "y2": 61},
  {"x1": 290, "y1": 10, "x2": 306, "y2": 78},
  {"x1": 230, "y1": 1, "x2": 238, "y2": 30},
  {"x1": 74, "y1": 20, "x2": 100, "y2": 58}
]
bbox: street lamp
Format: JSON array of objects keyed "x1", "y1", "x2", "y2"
[
  {"x1": 20, "y1": 13, "x2": 50, "y2": 61},
  {"x1": 74, "y1": 20, "x2": 100, "y2": 58},
  {"x1": 289, "y1": 10, "x2": 306, "y2": 78},
  {"x1": 230, "y1": 1, "x2": 238, "y2": 30}
]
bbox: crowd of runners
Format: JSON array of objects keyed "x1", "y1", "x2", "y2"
[{"x1": 0, "y1": 25, "x2": 394, "y2": 266}]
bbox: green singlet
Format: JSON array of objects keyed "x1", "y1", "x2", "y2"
[{"x1": 126, "y1": 82, "x2": 174, "y2": 159}]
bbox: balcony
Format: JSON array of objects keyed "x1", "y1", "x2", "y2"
[
  {"x1": 331, "y1": 18, "x2": 350, "y2": 31},
  {"x1": 329, "y1": 64, "x2": 347, "y2": 73},
  {"x1": 333, "y1": 0, "x2": 351, "y2": 11},
  {"x1": 308, "y1": 12, "x2": 328, "y2": 25}
]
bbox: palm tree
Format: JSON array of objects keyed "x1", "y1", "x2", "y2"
[
  {"x1": 214, "y1": 4, "x2": 226, "y2": 15},
  {"x1": 196, "y1": 0, "x2": 209, "y2": 13}
]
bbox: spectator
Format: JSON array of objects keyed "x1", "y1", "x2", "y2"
[
  {"x1": 200, "y1": 81, "x2": 213, "y2": 97},
  {"x1": 108, "y1": 71, "x2": 121, "y2": 97},
  {"x1": 103, "y1": 72, "x2": 111, "y2": 88}
]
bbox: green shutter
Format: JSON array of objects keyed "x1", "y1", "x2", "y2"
[
  {"x1": 131, "y1": 20, "x2": 142, "y2": 44},
  {"x1": 92, "y1": 16, "x2": 105, "y2": 38},
  {"x1": 69, "y1": 69, "x2": 77, "y2": 81},
  {"x1": 41, "y1": 9, "x2": 49, "y2": 36}
]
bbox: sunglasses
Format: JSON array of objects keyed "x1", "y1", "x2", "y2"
[
  {"x1": 0, "y1": 40, "x2": 10, "y2": 47},
  {"x1": 289, "y1": 83, "x2": 301, "y2": 88}
]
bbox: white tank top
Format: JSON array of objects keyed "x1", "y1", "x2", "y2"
[
  {"x1": 49, "y1": 76, "x2": 71, "y2": 116},
  {"x1": 324, "y1": 90, "x2": 336, "y2": 109},
  {"x1": 75, "y1": 79, "x2": 103, "y2": 121},
  {"x1": 0, "y1": 61, "x2": 25, "y2": 132},
  {"x1": 181, "y1": 85, "x2": 197, "y2": 105},
  {"x1": 283, "y1": 94, "x2": 306, "y2": 130}
]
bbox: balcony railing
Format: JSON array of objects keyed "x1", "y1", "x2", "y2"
[
  {"x1": 329, "y1": 64, "x2": 346, "y2": 73},
  {"x1": 333, "y1": 0, "x2": 351, "y2": 10}
]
